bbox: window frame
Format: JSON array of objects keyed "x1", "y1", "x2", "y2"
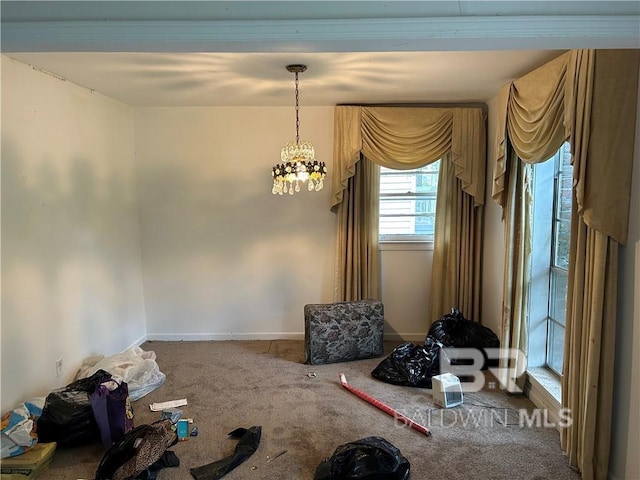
[
  {"x1": 528, "y1": 142, "x2": 572, "y2": 378},
  {"x1": 378, "y1": 161, "x2": 440, "y2": 245},
  {"x1": 545, "y1": 146, "x2": 572, "y2": 375}
]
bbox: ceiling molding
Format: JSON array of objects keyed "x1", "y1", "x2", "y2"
[{"x1": 3, "y1": 15, "x2": 639, "y2": 53}]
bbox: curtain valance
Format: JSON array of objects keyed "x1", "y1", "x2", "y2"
[
  {"x1": 331, "y1": 105, "x2": 486, "y2": 212},
  {"x1": 492, "y1": 52, "x2": 570, "y2": 207},
  {"x1": 492, "y1": 49, "x2": 639, "y2": 244}
]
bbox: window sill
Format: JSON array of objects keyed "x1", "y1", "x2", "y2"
[
  {"x1": 379, "y1": 242, "x2": 434, "y2": 252},
  {"x1": 527, "y1": 367, "x2": 561, "y2": 403},
  {"x1": 525, "y1": 367, "x2": 562, "y2": 430}
]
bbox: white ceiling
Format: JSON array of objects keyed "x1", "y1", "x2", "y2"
[
  {"x1": 2, "y1": 1, "x2": 639, "y2": 107},
  {"x1": 4, "y1": 50, "x2": 568, "y2": 106}
]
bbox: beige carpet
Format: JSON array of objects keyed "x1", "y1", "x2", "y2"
[{"x1": 36, "y1": 340, "x2": 581, "y2": 480}]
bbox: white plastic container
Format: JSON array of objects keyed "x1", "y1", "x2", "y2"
[{"x1": 431, "y1": 373, "x2": 463, "y2": 408}]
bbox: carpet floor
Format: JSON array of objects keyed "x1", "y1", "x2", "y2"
[{"x1": 35, "y1": 340, "x2": 581, "y2": 480}]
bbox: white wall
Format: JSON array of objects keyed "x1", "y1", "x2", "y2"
[
  {"x1": 380, "y1": 246, "x2": 433, "y2": 341},
  {"x1": 0, "y1": 65, "x2": 437, "y2": 416},
  {"x1": 134, "y1": 107, "x2": 338, "y2": 339},
  {"x1": 133, "y1": 107, "x2": 434, "y2": 341},
  {"x1": 0, "y1": 57, "x2": 146, "y2": 410}
]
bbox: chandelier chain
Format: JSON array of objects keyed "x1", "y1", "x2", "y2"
[{"x1": 294, "y1": 71, "x2": 300, "y2": 145}]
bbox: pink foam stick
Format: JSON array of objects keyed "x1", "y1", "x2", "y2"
[{"x1": 339, "y1": 373, "x2": 432, "y2": 437}]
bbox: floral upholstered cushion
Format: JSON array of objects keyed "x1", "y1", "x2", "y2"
[{"x1": 304, "y1": 300, "x2": 384, "y2": 365}]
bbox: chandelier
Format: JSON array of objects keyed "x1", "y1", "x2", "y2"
[{"x1": 272, "y1": 64, "x2": 327, "y2": 195}]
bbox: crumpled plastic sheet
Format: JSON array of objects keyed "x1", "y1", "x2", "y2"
[
  {"x1": 1, "y1": 397, "x2": 45, "y2": 458},
  {"x1": 76, "y1": 347, "x2": 166, "y2": 401}
]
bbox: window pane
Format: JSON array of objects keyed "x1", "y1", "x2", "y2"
[
  {"x1": 416, "y1": 172, "x2": 439, "y2": 192},
  {"x1": 553, "y1": 219, "x2": 571, "y2": 269},
  {"x1": 379, "y1": 161, "x2": 440, "y2": 240},
  {"x1": 380, "y1": 174, "x2": 416, "y2": 194},
  {"x1": 528, "y1": 141, "x2": 572, "y2": 375},
  {"x1": 560, "y1": 142, "x2": 572, "y2": 168},
  {"x1": 547, "y1": 321, "x2": 565, "y2": 375},
  {"x1": 415, "y1": 215, "x2": 435, "y2": 235},
  {"x1": 550, "y1": 269, "x2": 567, "y2": 327},
  {"x1": 557, "y1": 144, "x2": 573, "y2": 222},
  {"x1": 557, "y1": 179, "x2": 573, "y2": 221}
]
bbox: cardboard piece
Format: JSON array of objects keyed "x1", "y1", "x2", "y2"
[{"x1": 0, "y1": 442, "x2": 56, "y2": 479}]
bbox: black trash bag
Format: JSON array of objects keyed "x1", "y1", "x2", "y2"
[
  {"x1": 190, "y1": 426, "x2": 261, "y2": 480},
  {"x1": 371, "y1": 339, "x2": 443, "y2": 388},
  {"x1": 37, "y1": 369, "x2": 112, "y2": 447},
  {"x1": 94, "y1": 418, "x2": 178, "y2": 480},
  {"x1": 314, "y1": 436, "x2": 410, "y2": 480},
  {"x1": 428, "y1": 307, "x2": 500, "y2": 370}
]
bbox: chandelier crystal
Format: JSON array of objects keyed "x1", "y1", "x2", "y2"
[{"x1": 272, "y1": 64, "x2": 327, "y2": 195}]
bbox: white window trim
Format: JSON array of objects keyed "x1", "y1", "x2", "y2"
[{"x1": 379, "y1": 240, "x2": 434, "y2": 251}]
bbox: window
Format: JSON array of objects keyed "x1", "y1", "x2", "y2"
[
  {"x1": 378, "y1": 161, "x2": 440, "y2": 242},
  {"x1": 529, "y1": 142, "x2": 572, "y2": 376},
  {"x1": 547, "y1": 144, "x2": 572, "y2": 374}
]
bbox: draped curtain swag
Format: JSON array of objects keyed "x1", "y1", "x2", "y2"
[
  {"x1": 331, "y1": 106, "x2": 486, "y2": 326},
  {"x1": 332, "y1": 106, "x2": 486, "y2": 212},
  {"x1": 492, "y1": 50, "x2": 638, "y2": 245},
  {"x1": 491, "y1": 49, "x2": 640, "y2": 479}
]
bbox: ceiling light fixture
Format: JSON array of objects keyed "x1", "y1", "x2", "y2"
[{"x1": 272, "y1": 64, "x2": 327, "y2": 195}]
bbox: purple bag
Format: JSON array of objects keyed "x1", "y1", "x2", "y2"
[
  {"x1": 37, "y1": 369, "x2": 111, "y2": 447},
  {"x1": 90, "y1": 379, "x2": 134, "y2": 449}
]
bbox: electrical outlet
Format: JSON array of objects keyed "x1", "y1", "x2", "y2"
[{"x1": 55, "y1": 358, "x2": 63, "y2": 377}]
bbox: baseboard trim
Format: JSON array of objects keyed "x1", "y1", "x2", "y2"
[
  {"x1": 127, "y1": 333, "x2": 148, "y2": 350},
  {"x1": 146, "y1": 332, "x2": 306, "y2": 341},
  {"x1": 144, "y1": 332, "x2": 424, "y2": 342}
]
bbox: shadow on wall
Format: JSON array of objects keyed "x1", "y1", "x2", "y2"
[
  {"x1": 130, "y1": 159, "x2": 336, "y2": 333},
  {"x1": 1, "y1": 145, "x2": 143, "y2": 347},
  {"x1": 1, "y1": 142, "x2": 139, "y2": 289},
  {"x1": 136, "y1": 159, "x2": 332, "y2": 261},
  {"x1": 1, "y1": 136, "x2": 335, "y2": 344},
  {"x1": 1, "y1": 142, "x2": 147, "y2": 408}
]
